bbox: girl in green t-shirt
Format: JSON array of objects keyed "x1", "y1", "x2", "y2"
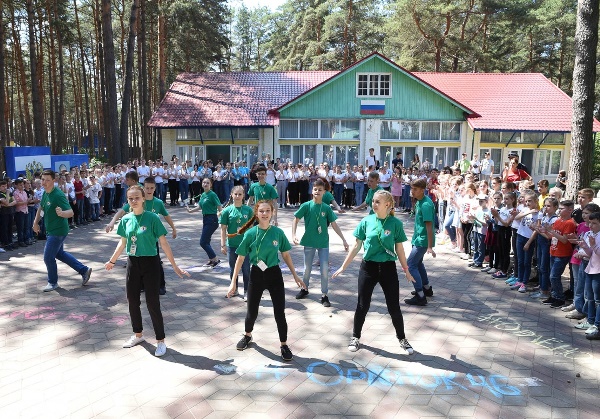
[
  {"x1": 105, "y1": 185, "x2": 190, "y2": 357},
  {"x1": 333, "y1": 190, "x2": 415, "y2": 355},
  {"x1": 220, "y1": 186, "x2": 254, "y2": 300},
  {"x1": 187, "y1": 178, "x2": 223, "y2": 267},
  {"x1": 226, "y1": 200, "x2": 306, "y2": 361}
]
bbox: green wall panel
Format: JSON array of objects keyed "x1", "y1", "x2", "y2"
[{"x1": 279, "y1": 56, "x2": 465, "y2": 121}]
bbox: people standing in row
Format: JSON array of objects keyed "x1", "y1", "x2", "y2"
[
  {"x1": 105, "y1": 185, "x2": 189, "y2": 357},
  {"x1": 226, "y1": 200, "x2": 306, "y2": 361}
]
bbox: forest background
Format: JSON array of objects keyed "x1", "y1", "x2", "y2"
[{"x1": 0, "y1": 0, "x2": 597, "y2": 174}]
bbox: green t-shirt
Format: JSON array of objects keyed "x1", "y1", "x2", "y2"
[
  {"x1": 117, "y1": 211, "x2": 168, "y2": 256},
  {"x1": 219, "y1": 204, "x2": 254, "y2": 247},
  {"x1": 40, "y1": 187, "x2": 70, "y2": 236},
  {"x1": 365, "y1": 186, "x2": 383, "y2": 214},
  {"x1": 412, "y1": 195, "x2": 436, "y2": 247},
  {"x1": 353, "y1": 214, "x2": 407, "y2": 262},
  {"x1": 198, "y1": 190, "x2": 221, "y2": 215},
  {"x1": 248, "y1": 182, "x2": 278, "y2": 201},
  {"x1": 122, "y1": 197, "x2": 169, "y2": 217},
  {"x1": 294, "y1": 201, "x2": 337, "y2": 248},
  {"x1": 236, "y1": 225, "x2": 291, "y2": 268},
  {"x1": 459, "y1": 159, "x2": 471, "y2": 174},
  {"x1": 322, "y1": 191, "x2": 334, "y2": 205}
]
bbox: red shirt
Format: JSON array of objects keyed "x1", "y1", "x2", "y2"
[
  {"x1": 550, "y1": 218, "x2": 577, "y2": 257},
  {"x1": 74, "y1": 180, "x2": 84, "y2": 199}
]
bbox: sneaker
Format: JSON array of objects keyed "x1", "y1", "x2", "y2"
[
  {"x1": 399, "y1": 338, "x2": 414, "y2": 355},
  {"x1": 509, "y1": 282, "x2": 523, "y2": 290},
  {"x1": 575, "y1": 321, "x2": 593, "y2": 330},
  {"x1": 43, "y1": 283, "x2": 58, "y2": 292},
  {"x1": 541, "y1": 297, "x2": 555, "y2": 305},
  {"x1": 529, "y1": 291, "x2": 547, "y2": 299},
  {"x1": 550, "y1": 299, "x2": 566, "y2": 309},
  {"x1": 321, "y1": 295, "x2": 331, "y2": 307},
  {"x1": 236, "y1": 335, "x2": 252, "y2": 350},
  {"x1": 348, "y1": 337, "x2": 360, "y2": 352},
  {"x1": 280, "y1": 345, "x2": 293, "y2": 361},
  {"x1": 404, "y1": 294, "x2": 427, "y2": 306},
  {"x1": 481, "y1": 266, "x2": 491, "y2": 273},
  {"x1": 159, "y1": 287, "x2": 166, "y2": 296},
  {"x1": 296, "y1": 289, "x2": 309, "y2": 299},
  {"x1": 565, "y1": 310, "x2": 587, "y2": 320},
  {"x1": 487, "y1": 268, "x2": 498, "y2": 274},
  {"x1": 518, "y1": 285, "x2": 527, "y2": 293},
  {"x1": 459, "y1": 253, "x2": 470, "y2": 260},
  {"x1": 243, "y1": 293, "x2": 247, "y2": 302},
  {"x1": 586, "y1": 329, "x2": 600, "y2": 340},
  {"x1": 123, "y1": 334, "x2": 145, "y2": 348},
  {"x1": 155, "y1": 341, "x2": 167, "y2": 357},
  {"x1": 411, "y1": 286, "x2": 433, "y2": 297},
  {"x1": 471, "y1": 264, "x2": 483, "y2": 269},
  {"x1": 209, "y1": 259, "x2": 221, "y2": 267},
  {"x1": 203, "y1": 261, "x2": 213, "y2": 267},
  {"x1": 0, "y1": 247, "x2": 5, "y2": 253},
  {"x1": 585, "y1": 325, "x2": 598, "y2": 335},
  {"x1": 506, "y1": 277, "x2": 517, "y2": 285},
  {"x1": 493, "y1": 271, "x2": 507, "y2": 279},
  {"x1": 81, "y1": 267, "x2": 92, "y2": 286},
  {"x1": 560, "y1": 303, "x2": 575, "y2": 312}
]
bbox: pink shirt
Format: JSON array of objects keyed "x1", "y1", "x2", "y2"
[{"x1": 13, "y1": 190, "x2": 28, "y2": 214}]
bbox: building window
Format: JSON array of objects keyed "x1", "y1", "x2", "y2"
[
  {"x1": 545, "y1": 133, "x2": 565, "y2": 144},
  {"x1": 280, "y1": 120, "x2": 298, "y2": 138},
  {"x1": 441, "y1": 122, "x2": 461, "y2": 141},
  {"x1": 357, "y1": 73, "x2": 391, "y2": 97},
  {"x1": 521, "y1": 132, "x2": 544, "y2": 144},
  {"x1": 400, "y1": 122, "x2": 420, "y2": 140},
  {"x1": 480, "y1": 131, "x2": 501, "y2": 143},
  {"x1": 381, "y1": 121, "x2": 400, "y2": 140},
  {"x1": 176, "y1": 129, "x2": 199, "y2": 140},
  {"x1": 237, "y1": 128, "x2": 259, "y2": 139},
  {"x1": 479, "y1": 148, "x2": 502, "y2": 175},
  {"x1": 280, "y1": 145, "x2": 291, "y2": 162},
  {"x1": 535, "y1": 150, "x2": 562, "y2": 176},
  {"x1": 199, "y1": 128, "x2": 217, "y2": 139},
  {"x1": 299, "y1": 120, "x2": 318, "y2": 138},
  {"x1": 320, "y1": 119, "x2": 360, "y2": 139},
  {"x1": 422, "y1": 122, "x2": 441, "y2": 141}
]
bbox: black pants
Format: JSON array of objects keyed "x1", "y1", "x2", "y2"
[
  {"x1": 461, "y1": 222, "x2": 473, "y2": 255},
  {"x1": 497, "y1": 226, "x2": 512, "y2": 274},
  {"x1": 511, "y1": 227, "x2": 518, "y2": 276},
  {"x1": 298, "y1": 180, "x2": 309, "y2": 203},
  {"x1": 353, "y1": 260, "x2": 406, "y2": 340},
  {"x1": 245, "y1": 265, "x2": 287, "y2": 342},
  {"x1": 155, "y1": 242, "x2": 166, "y2": 289},
  {"x1": 343, "y1": 188, "x2": 355, "y2": 208},
  {"x1": 168, "y1": 179, "x2": 179, "y2": 204},
  {"x1": 288, "y1": 182, "x2": 298, "y2": 205},
  {"x1": 126, "y1": 256, "x2": 165, "y2": 340}
]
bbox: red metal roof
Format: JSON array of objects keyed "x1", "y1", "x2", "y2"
[
  {"x1": 147, "y1": 71, "x2": 337, "y2": 128},
  {"x1": 415, "y1": 72, "x2": 600, "y2": 132}
]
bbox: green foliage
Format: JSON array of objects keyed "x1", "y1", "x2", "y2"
[{"x1": 89, "y1": 156, "x2": 107, "y2": 169}]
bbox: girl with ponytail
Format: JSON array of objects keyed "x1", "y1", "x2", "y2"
[
  {"x1": 220, "y1": 186, "x2": 253, "y2": 300},
  {"x1": 226, "y1": 200, "x2": 306, "y2": 361}
]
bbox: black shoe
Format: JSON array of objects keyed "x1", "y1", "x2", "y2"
[
  {"x1": 471, "y1": 264, "x2": 483, "y2": 269},
  {"x1": 281, "y1": 344, "x2": 293, "y2": 361},
  {"x1": 236, "y1": 335, "x2": 252, "y2": 350},
  {"x1": 321, "y1": 295, "x2": 331, "y2": 307},
  {"x1": 541, "y1": 297, "x2": 555, "y2": 305},
  {"x1": 296, "y1": 289, "x2": 309, "y2": 299},
  {"x1": 404, "y1": 294, "x2": 427, "y2": 306},
  {"x1": 411, "y1": 286, "x2": 433, "y2": 297},
  {"x1": 159, "y1": 287, "x2": 166, "y2": 296},
  {"x1": 18, "y1": 242, "x2": 27, "y2": 248},
  {"x1": 550, "y1": 299, "x2": 566, "y2": 309},
  {"x1": 586, "y1": 330, "x2": 600, "y2": 340},
  {"x1": 563, "y1": 289, "x2": 574, "y2": 300},
  {"x1": 81, "y1": 268, "x2": 92, "y2": 286}
]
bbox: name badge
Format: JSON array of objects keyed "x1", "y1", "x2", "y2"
[
  {"x1": 130, "y1": 243, "x2": 137, "y2": 255},
  {"x1": 257, "y1": 260, "x2": 268, "y2": 271}
]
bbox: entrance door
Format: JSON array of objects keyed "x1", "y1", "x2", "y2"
[
  {"x1": 192, "y1": 146, "x2": 205, "y2": 166},
  {"x1": 207, "y1": 145, "x2": 230, "y2": 165}
]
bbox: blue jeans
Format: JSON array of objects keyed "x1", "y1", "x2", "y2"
[
  {"x1": 179, "y1": 180, "x2": 189, "y2": 203},
  {"x1": 574, "y1": 260, "x2": 587, "y2": 313},
  {"x1": 333, "y1": 184, "x2": 344, "y2": 206},
  {"x1": 90, "y1": 203, "x2": 100, "y2": 220},
  {"x1": 407, "y1": 246, "x2": 429, "y2": 293},
  {"x1": 444, "y1": 209, "x2": 456, "y2": 242},
  {"x1": 27, "y1": 207, "x2": 36, "y2": 240},
  {"x1": 402, "y1": 185, "x2": 412, "y2": 210},
  {"x1": 15, "y1": 211, "x2": 27, "y2": 243},
  {"x1": 76, "y1": 198, "x2": 85, "y2": 224},
  {"x1": 44, "y1": 235, "x2": 88, "y2": 286},
  {"x1": 302, "y1": 247, "x2": 330, "y2": 294},
  {"x1": 228, "y1": 246, "x2": 250, "y2": 293},
  {"x1": 583, "y1": 264, "x2": 595, "y2": 323},
  {"x1": 200, "y1": 214, "x2": 219, "y2": 260},
  {"x1": 516, "y1": 234, "x2": 534, "y2": 284},
  {"x1": 354, "y1": 183, "x2": 364, "y2": 206},
  {"x1": 589, "y1": 273, "x2": 600, "y2": 327},
  {"x1": 223, "y1": 181, "x2": 233, "y2": 204},
  {"x1": 473, "y1": 232, "x2": 486, "y2": 265},
  {"x1": 549, "y1": 255, "x2": 570, "y2": 300},
  {"x1": 536, "y1": 236, "x2": 551, "y2": 292}
]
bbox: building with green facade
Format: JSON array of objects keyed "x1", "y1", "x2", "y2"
[{"x1": 148, "y1": 52, "x2": 598, "y2": 181}]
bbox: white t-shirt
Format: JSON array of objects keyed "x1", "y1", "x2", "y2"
[
  {"x1": 153, "y1": 167, "x2": 164, "y2": 183},
  {"x1": 366, "y1": 155, "x2": 376, "y2": 170},
  {"x1": 516, "y1": 209, "x2": 538, "y2": 238},
  {"x1": 137, "y1": 165, "x2": 150, "y2": 182},
  {"x1": 379, "y1": 172, "x2": 391, "y2": 187},
  {"x1": 481, "y1": 158, "x2": 494, "y2": 175},
  {"x1": 88, "y1": 183, "x2": 102, "y2": 204}
]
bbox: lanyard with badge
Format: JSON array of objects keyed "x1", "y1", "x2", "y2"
[
  {"x1": 130, "y1": 211, "x2": 145, "y2": 255},
  {"x1": 376, "y1": 215, "x2": 396, "y2": 257},
  {"x1": 255, "y1": 226, "x2": 271, "y2": 271},
  {"x1": 315, "y1": 203, "x2": 323, "y2": 234}
]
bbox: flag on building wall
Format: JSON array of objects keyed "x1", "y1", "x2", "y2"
[{"x1": 360, "y1": 100, "x2": 385, "y2": 115}]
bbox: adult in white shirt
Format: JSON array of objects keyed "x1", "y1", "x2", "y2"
[
  {"x1": 378, "y1": 166, "x2": 391, "y2": 191},
  {"x1": 178, "y1": 163, "x2": 190, "y2": 206},
  {"x1": 153, "y1": 162, "x2": 165, "y2": 202},
  {"x1": 470, "y1": 154, "x2": 482, "y2": 179},
  {"x1": 265, "y1": 163, "x2": 276, "y2": 186},
  {"x1": 275, "y1": 163, "x2": 289, "y2": 208},
  {"x1": 365, "y1": 148, "x2": 377, "y2": 171},
  {"x1": 167, "y1": 162, "x2": 179, "y2": 206},
  {"x1": 137, "y1": 160, "x2": 150, "y2": 183},
  {"x1": 480, "y1": 152, "x2": 495, "y2": 183}
]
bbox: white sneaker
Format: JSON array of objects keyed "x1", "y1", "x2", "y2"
[
  {"x1": 348, "y1": 337, "x2": 360, "y2": 352},
  {"x1": 243, "y1": 293, "x2": 247, "y2": 301},
  {"x1": 123, "y1": 334, "x2": 145, "y2": 348},
  {"x1": 0, "y1": 247, "x2": 5, "y2": 253},
  {"x1": 43, "y1": 283, "x2": 58, "y2": 292},
  {"x1": 399, "y1": 338, "x2": 414, "y2": 355},
  {"x1": 585, "y1": 325, "x2": 598, "y2": 335},
  {"x1": 155, "y1": 341, "x2": 167, "y2": 357},
  {"x1": 561, "y1": 303, "x2": 575, "y2": 312}
]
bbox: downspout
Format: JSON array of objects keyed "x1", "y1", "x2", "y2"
[{"x1": 471, "y1": 131, "x2": 475, "y2": 159}]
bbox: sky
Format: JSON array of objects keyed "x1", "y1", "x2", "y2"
[{"x1": 229, "y1": 0, "x2": 287, "y2": 11}]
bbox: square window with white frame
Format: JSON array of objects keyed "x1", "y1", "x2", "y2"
[{"x1": 357, "y1": 73, "x2": 391, "y2": 97}]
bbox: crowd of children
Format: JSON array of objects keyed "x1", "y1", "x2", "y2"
[{"x1": 435, "y1": 172, "x2": 600, "y2": 341}]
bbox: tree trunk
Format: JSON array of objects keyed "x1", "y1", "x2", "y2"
[
  {"x1": 102, "y1": 0, "x2": 121, "y2": 163},
  {"x1": 119, "y1": 0, "x2": 139, "y2": 163},
  {"x1": 0, "y1": 0, "x2": 6, "y2": 172},
  {"x1": 26, "y1": 0, "x2": 44, "y2": 146},
  {"x1": 158, "y1": 0, "x2": 167, "y2": 100},
  {"x1": 74, "y1": 0, "x2": 93, "y2": 155},
  {"x1": 567, "y1": 0, "x2": 599, "y2": 199}
]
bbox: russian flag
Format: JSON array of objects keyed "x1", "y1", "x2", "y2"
[{"x1": 360, "y1": 100, "x2": 385, "y2": 115}]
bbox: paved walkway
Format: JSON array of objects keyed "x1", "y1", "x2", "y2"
[{"x1": 1, "y1": 206, "x2": 599, "y2": 418}]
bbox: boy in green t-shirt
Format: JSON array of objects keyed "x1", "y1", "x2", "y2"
[
  {"x1": 405, "y1": 178, "x2": 436, "y2": 306},
  {"x1": 247, "y1": 166, "x2": 278, "y2": 225},
  {"x1": 292, "y1": 179, "x2": 349, "y2": 306}
]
